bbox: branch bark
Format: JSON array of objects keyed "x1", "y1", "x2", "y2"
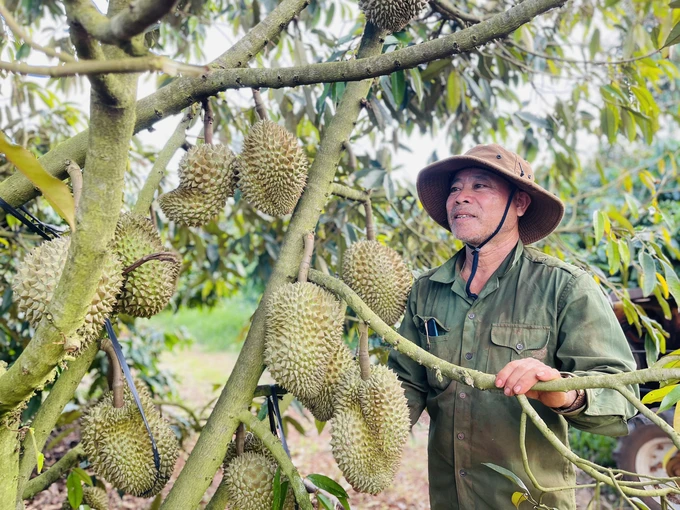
[
  {"x1": 21, "y1": 445, "x2": 85, "y2": 500},
  {"x1": 159, "y1": 22, "x2": 388, "y2": 510},
  {"x1": 0, "y1": 0, "x2": 564, "y2": 210}
]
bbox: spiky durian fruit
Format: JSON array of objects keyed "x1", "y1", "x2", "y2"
[
  {"x1": 222, "y1": 451, "x2": 295, "y2": 510},
  {"x1": 12, "y1": 237, "x2": 124, "y2": 349},
  {"x1": 113, "y1": 214, "x2": 181, "y2": 317},
  {"x1": 83, "y1": 486, "x2": 110, "y2": 510},
  {"x1": 299, "y1": 342, "x2": 355, "y2": 422},
  {"x1": 342, "y1": 240, "x2": 412, "y2": 326},
  {"x1": 159, "y1": 144, "x2": 237, "y2": 227},
  {"x1": 239, "y1": 120, "x2": 309, "y2": 216},
  {"x1": 178, "y1": 143, "x2": 238, "y2": 196},
  {"x1": 81, "y1": 384, "x2": 179, "y2": 497},
  {"x1": 264, "y1": 282, "x2": 345, "y2": 401},
  {"x1": 223, "y1": 432, "x2": 273, "y2": 470},
  {"x1": 330, "y1": 363, "x2": 410, "y2": 494},
  {"x1": 358, "y1": 0, "x2": 429, "y2": 33}
]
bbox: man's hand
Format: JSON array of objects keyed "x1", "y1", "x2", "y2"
[{"x1": 495, "y1": 358, "x2": 578, "y2": 409}]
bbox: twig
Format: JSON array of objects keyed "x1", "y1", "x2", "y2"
[
  {"x1": 430, "y1": 0, "x2": 484, "y2": 23},
  {"x1": 303, "y1": 478, "x2": 344, "y2": 509},
  {"x1": 64, "y1": 160, "x2": 83, "y2": 213},
  {"x1": 133, "y1": 106, "x2": 196, "y2": 215},
  {"x1": 122, "y1": 252, "x2": 179, "y2": 276},
  {"x1": 364, "y1": 198, "x2": 375, "y2": 241},
  {"x1": 506, "y1": 40, "x2": 663, "y2": 66},
  {"x1": 252, "y1": 89, "x2": 268, "y2": 121},
  {"x1": 202, "y1": 99, "x2": 214, "y2": 145},
  {"x1": 358, "y1": 321, "x2": 371, "y2": 381},
  {"x1": 101, "y1": 338, "x2": 123, "y2": 408},
  {"x1": 0, "y1": 4, "x2": 76, "y2": 62},
  {"x1": 153, "y1": 400, "x2": 203, "y2": 431},
  {"x1": 342, "y1": 141, "x2": 357, "y2": 171},
  {"x1": 21, "y1": 444, "x2": 85, "y2": 499},
  {"x1": 235, "y1": 423, "x2": 245, "y2": 455},
  {"x1": 330, "y1": 183, "x2": 370, "y2": 202},
  {"x1": 297, "y1": 232, "x2": 315, "y2": 283},
  {"x1": 0, "y1": 55, "x2": 209, "y2": 77},
  {"x1": 237, "y1": 410, "x2": 312, "y2": 510}
]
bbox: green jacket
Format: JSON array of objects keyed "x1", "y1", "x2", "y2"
[{"x1": 388, "y1": 242, "x2": 638, "y2": 510}]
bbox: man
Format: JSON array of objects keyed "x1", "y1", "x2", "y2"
[{"x1": 388, "y1": 144, "x2": 638, "y2": 509}]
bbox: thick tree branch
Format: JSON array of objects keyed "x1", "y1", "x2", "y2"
[
  {"x1": 160, "y1": 22, "x2": 388, "y2": 510},
  {"x1": 430, "y1": 0, "x2": 484, "y2": 24},
  {"x1": 236, "y1": 410, "x2": 312, "y2": 510},
  {"x1": 330, "y1": 183, "x2": 370, "y2": 202},
  {"x1": 133, "y1": 106, "x2": 196, "y2": 215},
  {"x1": 15, "y1": 343, "x2": 98, "y2": 504},
  {"x1": 21, "y1": 445, "x2": 85, "y2": 500},
  {"x1": 0, "y1": 417, "x2": 20, "y2": 504},
  {"x1": 65, "y1": 0, "x2": 177, "y2": 53},
  {"x1": 0, "y1": 0, "x2": 309, "y2": 209}
]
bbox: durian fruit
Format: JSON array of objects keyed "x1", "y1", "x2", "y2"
[
  {"x1": 298, "y1": 342, "x2": 355, "y2": 422},
  {"x1": 330, "y1": 363, "x2": 410, "y2": 494},
  {"x1": 159, "y1": 143, "x2": 237, "y2": 227},
  {"x1": 113, "y1": 214, "x2": 181, "y2": 317},
  {"x1": 342, "y1": 240, "x2": 412, "y2": 326},
  {"x1": 83, "y1": 486, "x2": 110, "y2": 510},
  {"x1": 222, "y1": 451, "x2": 295, "y2": 510},
  {"x1": 358, "y1": 0, "x2": 429, "y2": 33},
  {"x1": 239, "y1": 120, "x2": 309, "y2": 216},
  {"x1": 80, "y1": 383, "x2": 179, "y2": 497},
  {"x1": 223, "y1": 432, "x2": 273, "y2": 469},
  {"x1": 264, "y1": 282, "x2": 345, "y2": 401},
  {"x1": 12, "y1": 237, "x2": 124, "y2": 349},
  {"x1": 178, "y1": 144, "x2": 238, "y2": 196}
]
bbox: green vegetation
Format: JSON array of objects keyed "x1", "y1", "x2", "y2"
[
  {"x1": 149, "y1": 293, "x2": 258, "y2": 352},
  {"x1": 568, "y1": 429, "x2": 618, "y2": 468}
]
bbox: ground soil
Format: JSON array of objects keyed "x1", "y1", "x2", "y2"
[{"x1": 25, "y1": 349, "x2": 623, "y2": 509}]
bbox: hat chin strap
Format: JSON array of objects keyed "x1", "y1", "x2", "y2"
[{"x1": 465, "y1": 187, "x2": 517, "y2": 300}]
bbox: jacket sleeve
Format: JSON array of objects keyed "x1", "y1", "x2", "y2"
[
  {"x1": 555, "y1": 272, "x2": 639, "y2": 436},
  {"x1": 388, "y1": 281, "x2": 429, "y2": 427}
]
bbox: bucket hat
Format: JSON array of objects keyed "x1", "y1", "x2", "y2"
[{"x1": 416, "y1": 144, "x2": 564, "y2": 244}]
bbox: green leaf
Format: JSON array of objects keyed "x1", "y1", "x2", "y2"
[
  {"x1": 593, "y1": 210, "x2": 604, "y2": 242},
  {"x1": 589, "y1": 29, "x2": 601, "y2": 60},
  {"x1": 16, "y1": 43, "x2": 31, "y2": 60},
  {"x1": 306, "y1": 474, "x2": 349, "y2": 499},
  {"x1": 659, "y1": 384, "x2": 680, "y2": 413},
  {"x1": 630, "y1": 498, "x2": 651, "y2": 510},
  {"x1": 663, "y1": 20, "x2": 680, "y2": 48},
  {"x1": 67, "y1": 471, "x2": 83, "y2": 509},
  {"x1": 409, "y1": 68, "x2": 424, "y2": 102},
  {"x1": 317, "y1": 493, "x2": 334, "y2": 510},
  {"x1": 482, "y1": 463, "x2": 529, "y2": 491},
  {"x1": 641, "y1": 383, "x2": 676, "y2": 405},
  {"x1": 27, "y1": 427, "x2": 45, "y2": 474},
  {"x1": 661, "y1": 261, "x2": 680, "y2": 311},
  {"x1": 72, "y1": 467, "x2": 92, "y2": 486},
  {"x1": 640, "y1": 252, "x2": 657, "y2": 297},
  {"x1": 446, "y1": 71, "x2": 462, "y2": 113},
  {"x1": 272, "y1": 468, "x2": 283, "y2": 510},
  {"x1": 606, "y1": 237, "x2": 620, "y2": 275},
  {"x1": 390, "y1": 70, "x2": 406, "y2": 106},
  {"x1": 314, "y1": 418, "x2": 326, "y2": 434},
  {"x1": 618, "y1": 239, "x2": 631, "y2": 267},
  {"x1": 0, "y1": 132, "x2": 75, "y2": 231}
]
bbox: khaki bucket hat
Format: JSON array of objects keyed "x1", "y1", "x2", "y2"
[{"x1": 416, "y1": 144, "x2": 565, "y2": 245}]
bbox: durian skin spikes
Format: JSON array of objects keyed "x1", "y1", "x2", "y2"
[{"x1": 358, "y1": 0, "x2": 429, "y2": 32}]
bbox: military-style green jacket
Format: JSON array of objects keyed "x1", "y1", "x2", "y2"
[{"x1": 388, "y1": 242, "x2": 638, "y2": 510}]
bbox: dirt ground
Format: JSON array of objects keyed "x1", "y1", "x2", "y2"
[{"x1": 25, "y1": 349, "x2": 621, "y2": 509}]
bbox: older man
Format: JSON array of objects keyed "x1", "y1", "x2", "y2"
[{"x1": 388, "y1": 144, "x2": 638, "y2": 509}]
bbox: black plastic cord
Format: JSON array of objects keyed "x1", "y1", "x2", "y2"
[
  {"x1": 268, "y1": 384, "x2": 291, "y2": 458},
  {"x1": 0, "y1": 197, "x2": 55, "y2": 241},
  {"x1": 465, "y1": 188, "x2": 516, "y2": 300}
]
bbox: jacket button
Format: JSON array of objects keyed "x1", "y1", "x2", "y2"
[
  {"x1": 459, "y1": 470, "x2": 467, "y2": 477},
  {"x1": 468, "y1": 313, "x2": 475, "y2": 319},
  {"x1": 459, "y1": 392, "x2": 467, "y2": 399},
  {"x1": 465, "y1": 352, "x2": 473, "y2": 360},
  {"x1": 457, "y1": 433, "x2": 465, "y2": 440},
  {"x1": 516, "y1": 343, "x2": 524, "y2": 351}
]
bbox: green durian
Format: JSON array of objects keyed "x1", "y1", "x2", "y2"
[
  {"x1": 177, "y1": 143, "x2": 238, "y2": 195},
  {"x1": 358, "y1": 0, "x2": 429, "y2": 32}
]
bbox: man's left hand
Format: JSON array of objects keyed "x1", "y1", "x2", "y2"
[{"x1": 495, "y1": 358, "x2": 577, "y2": 409}]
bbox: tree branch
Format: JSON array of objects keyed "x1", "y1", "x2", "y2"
[
  {"x1": 430, "y1": 0, "x2": 484, "y2": 24},
  {"x1": 0, "y1": 4, "x2": 76, "y2": 62},
  {"x1": 21, "y1": 444, "x2": 85, "y2": 500},
  {"x1": 505, "y1": 40, "x2": 663, "y2": 66},
  {"x1": 252, "y1": 89, "x2": 268, "y2": 121},
  {"x1": 65, "y1": 0, "x2": 178, "y2": 53},
  {"x1": 297, "y1": 232, "x2": 314, "y2": 283},
  {"x1": 236, "y1": 410, "x2": 312, "y2": 510},
  {"x1": 330, "y1": 183, "x2": 370, "y2": 202},
  {"x1": 133, "y1": 106, "x2": 196, "y2": 215},
  {"x1": 160, "y1": 21, "x2": 388, "y2": 510}
]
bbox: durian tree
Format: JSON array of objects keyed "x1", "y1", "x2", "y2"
[{"x1": 0, "y1": 0, "x2": 680, "y2": 509}]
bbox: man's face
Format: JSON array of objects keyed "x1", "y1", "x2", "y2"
[{"x1": 445, "y1": 167, "x2": 527, "y2": 246}]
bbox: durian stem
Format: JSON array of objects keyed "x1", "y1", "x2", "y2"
[
  {"x1": 101, "y1": 338, "x2": 124, "y2": 409},
  {"x1": 236, "y1": 410, "x2": 313, "y2": 510},
  {"x1": 364, "y1": 197, "x2": 375, "y2": 241},
  {"x1": 202, "y1": 98, "x2": 214, "y2": 145},
  {"x1": 21, "y1": 444, "x2": 85, "y2": 500},
  {"x1": 64, "y1": 160, "x2": 83, "y2": 214},
  {"x1": 358, "y1": 321, "x2": 371, "y2": 381},
  {"x1": 252, "y1": 89, "x2": 268, "y2": 121},
  {"x1": 253, "y1": 385, "x2": 288, "y2": 398},
  {"x1": 122, "y1": 252, "x2": 179, "y2": 276},
  {"x1": 235, "y1": 423, "x2": 245, "y2": 455},
  {"x1": 297, "y1": 232, "x2": 315, "y2": 283},
  {"x1": 133, "y1": 106, "x2": 196, "y2": 216}
]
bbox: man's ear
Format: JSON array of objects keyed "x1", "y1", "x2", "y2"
[{"x1": 515, "y1": 191, "x2": 531, "y2": 217}]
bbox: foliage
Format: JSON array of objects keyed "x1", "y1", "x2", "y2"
[{"x1": 568, "y1": 428, "x2": 618, "y2": 468}]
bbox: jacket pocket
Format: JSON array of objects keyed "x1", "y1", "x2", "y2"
[
  {"x1": 487, "y1": 323, "x2": 551, "y2": 374},
  {"x1": 414, "y1": 314, "x2": 453, "y2": 390}
]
